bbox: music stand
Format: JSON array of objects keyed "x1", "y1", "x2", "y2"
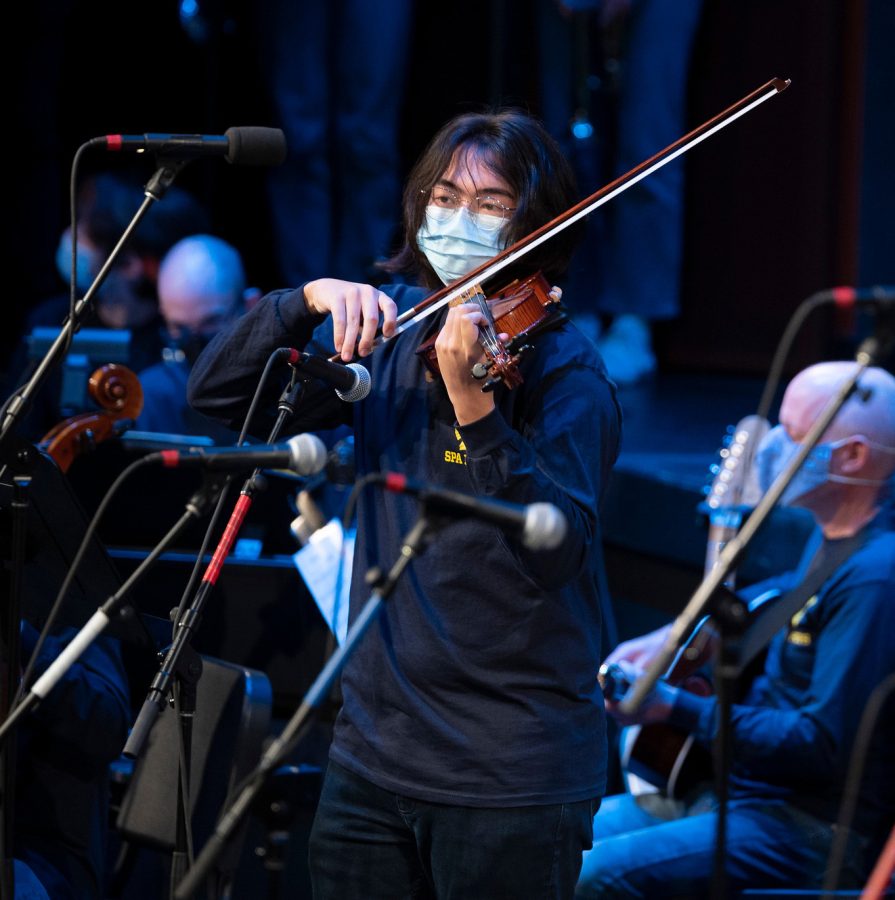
[{"x1": 0, "y1": 442, "x2": 157, "y2": 648}]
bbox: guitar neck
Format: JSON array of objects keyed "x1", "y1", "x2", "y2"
[{"x1": 704, "y1": 508, "x2": 744, "y2": 585}]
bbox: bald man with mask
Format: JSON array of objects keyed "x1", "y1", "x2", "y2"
[
  {"x1": 576, "y1": 362, "x2": 895, "y2": 897},
  {"x1": 137, "y1": 234, "x2": 258, "y2": 438}
]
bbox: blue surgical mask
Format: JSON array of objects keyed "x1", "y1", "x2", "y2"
[
  {"x1": 55, "y1": 227, "x2": 99, "y2": 295},
  {"x1": 416, "y1": 206, "x2": 507, "y2": 285},
  {"x1": 754, "y1": 424, "x2": 894, "y2": 506}
]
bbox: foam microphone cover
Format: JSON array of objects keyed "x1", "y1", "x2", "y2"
[{"x1": 224, "y1": 126, "x2": 287, "y2": 166}]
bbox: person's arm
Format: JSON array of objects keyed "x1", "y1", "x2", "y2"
[
  {"x1": 21, "y1": 622, "x2": 130, "y2": 768},
  {"x1": 667, "y1": 576, "x2": 894, "y2": 783},
  {"x1": 188, "y1": 281, "x2": 403, "y2": 437}
]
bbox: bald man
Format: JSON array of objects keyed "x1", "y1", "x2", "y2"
[
  {"x1": 137, "y1": 235, "x2": 257, "y2": 437},
  {"x1": 576, "y1": 362, "x2": 895, "y2": 897}
]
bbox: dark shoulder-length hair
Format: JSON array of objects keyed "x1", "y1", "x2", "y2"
[{"x1": 379, "y1": 109, "x2": 583, "y2": 289}]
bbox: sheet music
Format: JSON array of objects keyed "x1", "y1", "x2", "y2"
[{"x1": 292, "y1": 519, "x2": 354, "y2": 645}]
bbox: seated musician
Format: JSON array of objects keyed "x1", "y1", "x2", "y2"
[
  {"x1": 188, "y1": 109, "x2": 623, "y2": 898},
  {"x1": 137, "y1": 233, "x2": 257, "y2": 440},
  {"x1": 576, "y1": 361, "x2": 895, "y2": 897},
  {"x1": 13, "y1": 623, "x2": 130, "y2": 899}
]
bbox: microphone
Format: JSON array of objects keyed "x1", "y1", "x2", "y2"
[
  {"x1": 151, "y1": 433, "x2": 327, "y2": 474},
  {"x1": 93, "y1": 126, "x2": 287, "y2": 166},
  {"x1": 292, "y1": 353, "x2": 372, "y2": 402},
  {"x1": 818, "y1": 286, "x2": 895, "y2": 307},
  {"x1": 380, "y1": 473, "x2": 567, "y2": 551}
]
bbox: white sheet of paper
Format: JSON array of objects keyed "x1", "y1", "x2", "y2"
[{"x1": 292, "y1": 519, "x2": 354, "y2": 646}]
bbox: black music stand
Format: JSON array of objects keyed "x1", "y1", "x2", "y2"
[
  {"x1": 0, "y1": 443, "x2": 160, "y2": 900},
  {"x1": 1, "y1": 445, "x2": 159, "y2": 650}
]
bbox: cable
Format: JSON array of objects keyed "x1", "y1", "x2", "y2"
[
  {"x1": 171, "y1": 348, "x2": 293, "y2": 629},
  {"x1": 756, "y1": 291, "x2": 838, "y2": 422},
  {"x1": 66, "y1": 142, "x2": 95, "y2": 357},
  {"x1": 14, "y1": 454, "x2": 156, "y2": 705}
]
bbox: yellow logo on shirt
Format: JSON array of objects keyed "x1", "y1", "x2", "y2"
[
  {"x1": 444, "y1": 427, "x2": 467, "y2": 465},
  {"x1": 787, "y1": 595, "x2": 818, "y2": 646}
]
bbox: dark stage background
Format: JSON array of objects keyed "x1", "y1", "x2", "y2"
[
  {"x1": 5, "y1": 3, "x2": 895, "y2": 896},
  {"x1": 7, "y1": 0, "x2": 894, "y2": 378}
]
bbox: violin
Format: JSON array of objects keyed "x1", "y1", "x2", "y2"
[
  {"x1": 38, "y1": 363, "x2": 144, "y2": 472},
  {"x1": 331, "y1": 77, "x2": 790, "y2": 390},
  {"x1": 414, "y1": 272, "x2": 564, "y2": 391}
]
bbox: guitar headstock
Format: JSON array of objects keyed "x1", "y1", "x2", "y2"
[
  {"x1": 701, "y1": 414, "x2": 769, "y2": 580},
  {"x1": 703, "y1": 414, "x2": 769, "y2": 514}
]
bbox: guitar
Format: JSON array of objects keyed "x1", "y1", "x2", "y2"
[{"x1": 601, "y1": 415, "x2": 770, "y2": 799}]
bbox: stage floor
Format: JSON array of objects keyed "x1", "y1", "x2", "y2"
[{"x1": 613, "y1": 370, "x2": 772, "y2": 486}]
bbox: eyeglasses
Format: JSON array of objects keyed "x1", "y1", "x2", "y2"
[{"x1": 422, "y1": 186, "x2": 516, "y2": 230}]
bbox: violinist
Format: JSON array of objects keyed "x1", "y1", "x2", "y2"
[
  {"x1": 188, "y1": 109, "x2": 622, "y2": 898},
  {"x1": 576, "y1": 362, "x2": 895, "y2": 897}
]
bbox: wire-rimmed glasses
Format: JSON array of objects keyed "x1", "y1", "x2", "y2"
[{"x1": 421, "y1": 186, "x2": 516, "y2": 232}]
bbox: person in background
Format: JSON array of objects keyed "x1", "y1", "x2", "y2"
[
  {"x1": 136, "y1": 234, "x2": 259, "y2": 439},
  {"x1": 539, "y1": 0, "x2": 704, "y2": 386},
  {"x1": 253, "y1": 0, "x2": 413, "y2": 287},
  {"x1": 13, "y1": 624, "x2": 130, "y2": 900},
  {"x1": 188, "y1": 108, "x2": 622, "y2": 898},
  {"x1": 4, "y1": 171, "x2": 210, "y2": 439},
  {"x1": 43, "y1": 172, "x2": 212, "y2": 369},
  {"x1": 576, "y1": 361, "x2": 895, "y2": 897}
]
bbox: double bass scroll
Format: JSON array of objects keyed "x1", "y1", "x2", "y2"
[{"x1": 39, "y1": 364, "x2": 144, "y2": 472}]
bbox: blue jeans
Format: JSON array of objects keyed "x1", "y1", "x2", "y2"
[
  {"x1": 575, "y1": 791, "x2": 868, "y2": 898},
  {"x1": 309, "y1": 761, "x2": 600, "y2": 899}
]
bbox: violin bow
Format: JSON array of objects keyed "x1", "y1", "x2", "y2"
[{"x1": 383, "y1": 76, "x2": 791, "y2": 342}]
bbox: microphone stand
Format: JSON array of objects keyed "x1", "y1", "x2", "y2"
[
  {"x1": 123, "y1": 374, "x2": 309, "y2": 899},
  {"x1": 0, "y1": 157, "x2": 190, "y2": 899},
  {"x1": 173, "y1": 508, "x2": 443, "y2": 900},
  {"x1": 618, "y1": 335, "x2": 887, "y2": 900}
]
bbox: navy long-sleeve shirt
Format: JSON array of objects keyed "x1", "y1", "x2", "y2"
[
  {"x1": 669, "y1": 512, "x2": 895, "y2": 839},
  {"x1": 188, "y1": 284, "x2": 622, "y2": 805}
]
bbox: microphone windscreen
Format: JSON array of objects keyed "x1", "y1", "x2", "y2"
[{"x1": 225, "y1": 126, "x2": 287, "y2": 166}]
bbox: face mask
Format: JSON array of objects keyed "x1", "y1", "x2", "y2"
[
  {"x1": 416, "y1": 206, "x2": 507, "y2": 285},
  {"x1": 754, "y1": 424, "x2": 895, "y2": 506},
  {"x1": 160, "y1": 326, "x2": 213, "y2": 366},
  {"x1": 55, "y1": 228, "x2": 99, "y2": 295}
]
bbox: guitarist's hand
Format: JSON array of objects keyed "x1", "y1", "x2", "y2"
[
  {"x1": 604, "y1": 623, "x2": 673, "y2": 671},
  {"x1": 603, "y1": 661, "x2": 678, "y2": 727}
]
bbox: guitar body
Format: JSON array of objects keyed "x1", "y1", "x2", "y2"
[
  {"x1": 620, "y1": 674, "x2": 714, "y2": 799},
  {"x1": 605, "y1": 615, "x2": 718, "y2": 799}
]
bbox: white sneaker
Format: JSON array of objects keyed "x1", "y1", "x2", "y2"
[{"x1": 596, "y1": 314, "x2": 657, "y2": 386}]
